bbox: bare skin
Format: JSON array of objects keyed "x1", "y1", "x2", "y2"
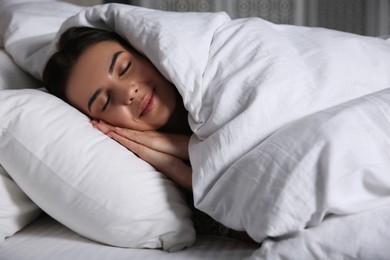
[
  {"x1": 65, "y1": 40, "x2": 192, "y2": 190},
  {"x1": 92, "y1": 120, "x2": 192, "y2": 191}
]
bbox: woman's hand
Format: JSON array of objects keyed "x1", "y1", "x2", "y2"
[{"x1": 92, "y1": 120, "x2": 192, "y2": 191}]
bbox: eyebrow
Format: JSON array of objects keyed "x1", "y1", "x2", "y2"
[
  {"x1": 109, "y1": 51, "x2": 124, "y2": 74},
  {"x1": 87, "y1": 51, "x2": 124, "y2": 112},
  {"x1": 88, "y1": 88, "x2": 103, "y2": 112}
]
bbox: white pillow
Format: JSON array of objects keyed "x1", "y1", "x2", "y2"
[
  {"x1": 0, "y1": 165, "x2": 41, "y2": 243},
  {"x1": 0, "y1": 0, "x2": 82, "y2": 78},
  {"x1": 0, "y1": 49, "x2": 41, "y2": 90},
  {"x1": 0, "y1": 89, "x2": 195, "y2": 251},
  {"x1": 0, "y1": 48, "x2": 42, "y2": 243}
]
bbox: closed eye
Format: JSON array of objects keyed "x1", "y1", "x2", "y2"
[
  {"x1": 119, "y1": 62, "x2": 131, "y2": 77},
  {"x1": 102, "y1": 94, "x2": 110, "y2": 112}
]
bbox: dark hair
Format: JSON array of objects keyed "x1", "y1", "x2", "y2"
[{"x1": 43, "y1": 27, "x2": 136, "y2": 101}]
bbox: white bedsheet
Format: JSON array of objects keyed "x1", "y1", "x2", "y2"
[
  {"x1": 0, "y1": 214, "x2": 256, "y2": 260},
  {"x1": 3, "y1": 3, "x2": 390, "y2": 258}
]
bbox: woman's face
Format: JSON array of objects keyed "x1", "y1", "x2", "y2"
[{"x1": 65, "y1": 41, "x2": 177, "y2": 131}]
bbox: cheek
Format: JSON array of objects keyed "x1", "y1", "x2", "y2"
[{"x1": 102, "y1": 109, "x2": 135, "y2": 128}]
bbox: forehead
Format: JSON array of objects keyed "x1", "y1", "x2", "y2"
[
  {"x1": 64, "y1": 41, "x2": 125, "y2": 111},
  {"x1": 72, "y1": 40, "x2": 125, "y2": 75}
]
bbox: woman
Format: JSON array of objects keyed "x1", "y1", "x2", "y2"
[
  {"x1": 43, "y1": 26, "x2": 256, "y2": 242},
  {"x1": 43, "y1": 26, "x2": 193, "y2": 191}
]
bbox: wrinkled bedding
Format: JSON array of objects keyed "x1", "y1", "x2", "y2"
[{"x1": 3, "y1": 3, "x2": 390, "y2": 258}]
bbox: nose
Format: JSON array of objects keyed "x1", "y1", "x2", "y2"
[{"x1": 122, "y1": 83, "x2": 139, "y2": 105}]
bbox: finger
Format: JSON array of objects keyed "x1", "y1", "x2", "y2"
[
  {"x1": 114, "y1": 128, "x2": 190, "y2": 160},
  {"x1": 92, "y1": 120, "x2": 116, "y2": 134},
  {"x1": 108, "y1": 132, "x2": 165, "y2": 171},
  {"x1": 108, "y1": 131, "x2": 192, "y2": 190},
  {"x1": 114, "y1": 128, "x2": 170, "y2": 155},
  {"x1": 113, "y1": 128, "x2": 161, "y2": 151},
  {"x1": 108, "y1": 131, "x2": 168, "y2": 167},
  {"x1": 113, "y1": 127, "x2": 143, "y2": 142},
  {"x1": 108, "y1": 131, "x2": 142, "y2": 155},
  {"x1": 114, "y1": 128, "x2": 168, "y2": 151}
]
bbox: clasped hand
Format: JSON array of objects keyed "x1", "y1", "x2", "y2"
[{"x1": 91, "y1": 120, "x2": 192, "y2": 191}]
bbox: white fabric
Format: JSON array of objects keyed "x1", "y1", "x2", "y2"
[
  {"x1": 0, "y1": 0, "x2": 82, "y2": 78},
  {"x1": 189, "y1": 20, "x2": 390, "y2": 259},
  {"x1": 0, "y1": 49, "x2": 41, "y2": 90},
  {"x1": 0, "y1": 89, "x2": 195, "y2": 251},
  {"x1": 0, "y1": 214, "x2": 256, "y2": 260},
  {"x1": 0, "y1": 48, "x2": 42, "y2": 243},
  {"x1": 240, "y1": 88, "x2": 390, "y2": 259},
  {"x1": 0, "y1": 165, "x2": 41, "y2": 243},
  {"x1": 249, "y1": 204, "x2": 390, "y2": 259},
  {"x1": 2, "y1": 2, "x2": 390, "y2": 258}
]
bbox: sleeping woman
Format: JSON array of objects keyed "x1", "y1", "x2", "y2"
[
  {"x1": 40, "y1": 2, "x2": 390, "y2": 253},
  {"x1": 43, "y1": 26, "x2": 193, "y2": 191},
  {"x1": 43, "y1": 26, "x2": 255, "y2": 243}
]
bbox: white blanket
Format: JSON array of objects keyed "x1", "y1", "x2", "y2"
[
  {"x1": 3, "y1": 3, "x2": 390, "y2": 258},
  {"x1": 242, "y1": 87, "x2": 390, "y2": 259}
]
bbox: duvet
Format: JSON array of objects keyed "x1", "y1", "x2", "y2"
[{"x1": 4, "y1": 3, "x2": 390, "y2": 259}]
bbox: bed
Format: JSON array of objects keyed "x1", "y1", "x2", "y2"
[
  {"x1": 1, "y1": 214, "x2": 256, "y2": 260},
  {"x1": 1, "y1": 1, "x2": 390, "y2": 259},
  {"x1": 0, "y1": 37, "x2": 257, "y2": 260}
]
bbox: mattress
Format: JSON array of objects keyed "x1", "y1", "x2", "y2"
[{"x1": 0, "y1": 214, "x2": 257, "y2": 260}]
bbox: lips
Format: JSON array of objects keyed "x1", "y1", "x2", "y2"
[{"x1": 139, "y1": 88, "x2": 155, "y2": 117}]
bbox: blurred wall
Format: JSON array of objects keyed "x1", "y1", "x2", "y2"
[
  {"x1": 104, "y1": 0, "x2": 390, "y2": 36},
  {"x1": 63, "y1": 0, "x2": 102, "y2": 6}
]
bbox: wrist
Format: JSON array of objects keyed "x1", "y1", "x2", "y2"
[{"x1": 164, "y1": 157, "x2": 192, "y2": 191}]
